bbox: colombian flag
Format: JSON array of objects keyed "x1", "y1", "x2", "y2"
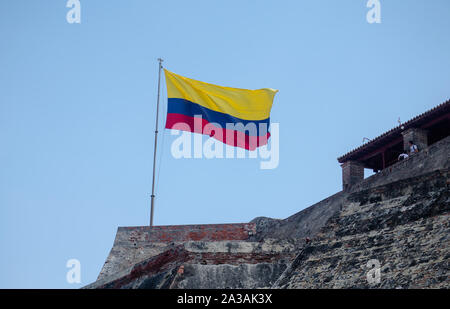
[{"x1": 164, "y1": 69, "x2": 277, "y2": 150}]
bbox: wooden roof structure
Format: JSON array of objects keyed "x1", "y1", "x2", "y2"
[{"x1": 337, "y1": 99, "x2": 450, "y2": 170}]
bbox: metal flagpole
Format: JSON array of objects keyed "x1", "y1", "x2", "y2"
[{"x1": 150, "y1": 58, "x2": 163, "y2": 227}]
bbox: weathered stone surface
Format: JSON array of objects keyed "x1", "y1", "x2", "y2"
[
  {"x1": 85, "y1": 244, "x2": 291, "y2": 289},
  {"x1": 97, "y1": 223, "x2": 256, "y2": 280},
  {"x1": 274, "y1": 169, "x2": 449, "y2": 288},
  {"x1": 86, "y1": 136, "x2": 450, "y2": 289},
  {"x1": 174, "y1": 263, "x2": 287, "y2": 289}
]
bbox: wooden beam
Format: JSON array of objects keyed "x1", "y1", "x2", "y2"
[
  {"x1": 359, "y1": 136, "x2": 403, "y2": 162},
  {"x1": 421, "y1": 113, "x2": 450, "y2": 129}
]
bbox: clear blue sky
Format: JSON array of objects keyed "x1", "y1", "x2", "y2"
[{"x1": 1, "y1": 0, "x2": 449, "y2": 288}]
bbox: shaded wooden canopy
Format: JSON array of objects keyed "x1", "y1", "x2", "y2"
[{"x1": 337, "y1": 99, "x2": 450, "y2": 170}]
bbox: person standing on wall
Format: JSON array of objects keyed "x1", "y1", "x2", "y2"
[{"x1": 409, "y1": 140, "x2": 419, "y2": 155}]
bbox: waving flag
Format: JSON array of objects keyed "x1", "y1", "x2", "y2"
[{"x1": 164, "y1": 69, "x2": 277, "y2": 150}]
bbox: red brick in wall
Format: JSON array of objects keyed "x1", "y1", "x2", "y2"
[{"x1": 119, "y1": 223, "x2": 256, "y2": 243}]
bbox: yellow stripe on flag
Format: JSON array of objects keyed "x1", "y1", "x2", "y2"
[{"x1": 164, "y1": 69, "x2": 277, "y2": 121}]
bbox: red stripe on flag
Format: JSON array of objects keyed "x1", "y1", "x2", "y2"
[{"x1": 165, "y1": 113, "x2": 270, "y2": 151}]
